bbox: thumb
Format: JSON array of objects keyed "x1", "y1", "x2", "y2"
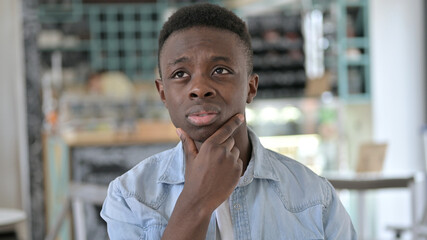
[{"x1": 176, "y1": 128, "x2": 198, "y2": 161}]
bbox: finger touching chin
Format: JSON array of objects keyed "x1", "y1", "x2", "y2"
[{"x1": 186, "y1": 127, "x2": 218, "y2": 143}]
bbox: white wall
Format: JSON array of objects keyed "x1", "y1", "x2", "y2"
[
  {"x1": 370, "y1": 0, "x2": 425, "y2": 238},
  {"x1": 0, "y1": 0, "x2": 26, "y2": 210}
]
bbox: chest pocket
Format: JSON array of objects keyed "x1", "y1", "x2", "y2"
[{"x1": 255, "y1": 204, "x2": 325, "y2": 240}]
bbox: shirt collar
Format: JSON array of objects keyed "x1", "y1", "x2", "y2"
[
  {"x1": 157, "y1": 141, "x2": 186, "y2": 184},
  {"x1": 243, "y1": 128, "x2": 280, "y2": 184},
  {"x1": 157, "y1": 128, "x2": 280, "y2": 185}
]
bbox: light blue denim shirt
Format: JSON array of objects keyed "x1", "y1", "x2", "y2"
[{"x1": 101, "y1": 129, "x2": 356, "y2": 240}]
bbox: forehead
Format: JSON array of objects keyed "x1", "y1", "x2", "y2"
[{"x1": 159, "y1": 27, "x2": 247, "y2": 64}]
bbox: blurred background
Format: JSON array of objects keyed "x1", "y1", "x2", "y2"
[{"x1": 0, "y1": 0, "x2": 426, "y2": 239}]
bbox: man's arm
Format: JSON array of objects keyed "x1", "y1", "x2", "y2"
[
  {"x1": 161, "y1": 114, "x2": 245, "y2": 240},
  {"x1": 323, "y1": 180, "x2": 357, "y2": 239}
]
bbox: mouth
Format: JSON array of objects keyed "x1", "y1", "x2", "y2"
[{"x1": 187, "y1": 110, "x2": 219, "y2": 126}]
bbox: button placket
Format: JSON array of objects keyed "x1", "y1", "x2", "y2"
[{"x1": 230, "y1": 187, "x2": 252, "y2": 240}]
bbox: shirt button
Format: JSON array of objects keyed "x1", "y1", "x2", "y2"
[{"x1": 234, "y1": 204, "x2": 241, "y2": 210}]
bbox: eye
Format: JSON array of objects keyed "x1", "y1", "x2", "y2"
[
  {"x1": 172, "y1": 71, "x2": 189, "y2": 79},
  {"x1": 213, "y1": 68, "x2": 231, "y2": 75}
]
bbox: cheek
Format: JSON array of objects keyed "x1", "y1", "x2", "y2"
[
  {"x1": 232, "y1": 85, "x2": 249, "y2": 101},
  {"x1": 227, "y1": 89, "x2": 248, "y2": 111},
  {"x1": 165, "y1": 91, "x2": 183, "y2": 108},
  {"x1": 164, "y1": 90, "x2": 185, "y2": 118}
]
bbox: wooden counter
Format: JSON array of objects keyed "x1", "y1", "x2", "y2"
[{"x1": 61, "y1": 121, "x2": 179, "y2": 146}]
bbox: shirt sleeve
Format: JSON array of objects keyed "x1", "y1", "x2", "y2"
[
  {"x1": 100, "y1": 179, "x2": 167, "y2": 240},
  {"x1": 322, "y1": 179, "x2": 358, "y2": 239}
]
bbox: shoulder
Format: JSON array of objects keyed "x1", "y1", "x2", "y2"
[
  {"x1": 110, "y1": 146, "x2": 180, "y2": 209},
  {"x1": 266, "y1": 149, "x2": 333, "y2": 212}
]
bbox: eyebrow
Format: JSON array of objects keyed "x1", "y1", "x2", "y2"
[
  {"x1": 167, "y1": 55, "x2": 232, "y2": 67},
  {"x1": 210, "y1": 56, "x2": 231, "y2": 63},
  {"x1": 168, "y1": 57, "x2": 190, "y2": 66}
]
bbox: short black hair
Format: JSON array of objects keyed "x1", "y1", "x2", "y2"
[{"x1": 158, "y1": 3, "x2": 253, "y2": 77}]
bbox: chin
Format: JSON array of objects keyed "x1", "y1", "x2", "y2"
[{"x1": 187, "y1": 126, "x2": 218, "y2": 143}]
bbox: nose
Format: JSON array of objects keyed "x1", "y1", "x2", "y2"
[{"x1": 188, "y1": 75, "x2": 216, "y2": 100}]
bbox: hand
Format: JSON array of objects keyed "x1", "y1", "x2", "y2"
[{"x1": 177, "y1": 113, "x2": 244, "y2": 214}]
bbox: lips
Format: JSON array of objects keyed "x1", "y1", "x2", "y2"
[
  {"x1": 188, "y1": 111, "x2": 219, "y2": 126},
  {"x1": 186, "y1": 105, "x2": 220, "y2": 126}
]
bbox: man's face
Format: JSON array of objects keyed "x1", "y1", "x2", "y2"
[{"x1": 156, "y1": 27, "x2": 258, "y2": 142}]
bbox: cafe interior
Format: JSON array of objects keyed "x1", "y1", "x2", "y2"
[{"x1": 0, "y1": 0, "x2": 426, "y2": 239}]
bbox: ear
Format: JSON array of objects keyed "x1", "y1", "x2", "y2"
[
  {"x1": 246, "y1": 73, "x2": 259, "y2": 104},
  {"x1": 155, "y1": 78, "x2": 168, "y2": 108}
]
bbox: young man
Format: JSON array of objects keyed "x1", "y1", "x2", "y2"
[{"x1": 101, "y1": 3, "x2": 356, "y2": 239}]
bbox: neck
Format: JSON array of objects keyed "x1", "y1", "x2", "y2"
[{"x1": 195, "y1": 124, "x2": 252, "y2": 176}]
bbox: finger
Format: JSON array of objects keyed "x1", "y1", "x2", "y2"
[
  {"x1": 176, "y1": 128, "x2": 198, "y2": 161},
  {"x1": 230, "y1": 147, "x2": 240, "y2": 160},
  {"x1": 222, "y1": 137, "x2": 235, "y2": 152},
  {"x1": 236, "y1": 158, "x2": 243, "y2": 171},
  {"x1": 231, "y1": 148, "x2": 243, "y2": 175},
  {"x1": 208, "y1": 114, "x2": 244, "y2": 144}
]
